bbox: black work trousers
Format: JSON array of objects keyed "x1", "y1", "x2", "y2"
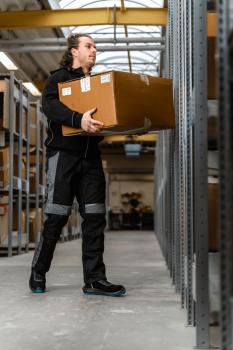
[{"x1": 31, "y1": 151, "x2": 106, "y2": 284}]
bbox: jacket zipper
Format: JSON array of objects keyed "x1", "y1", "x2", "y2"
[{"x1": 84, "y1": 136, "x2": 90, "y2": 158}]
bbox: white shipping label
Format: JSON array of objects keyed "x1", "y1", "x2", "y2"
[
  {"x1": 101, "y1": 74, "x2": 111, "y2": 84},
  {"x1": 62, "y1": 87, "x2": 72, "y2": 96},
  {"x1": 80, "y1": 77, "x2": 91, "y2": 92}
]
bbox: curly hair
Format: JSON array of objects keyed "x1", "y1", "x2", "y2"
[{"x1": 59, "y1": 33, "x2": 93, "y2": 69}]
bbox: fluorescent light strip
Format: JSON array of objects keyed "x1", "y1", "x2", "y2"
[
  {"x1": 23, "y1": 82, "x2": 41, "y2": 96},
  {"x1": 0, "y1": 52, "x2": 18, "y2": 70}
]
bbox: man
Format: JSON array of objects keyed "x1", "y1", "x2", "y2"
[{"x1": 29, "y1": 34, "x2": 126, "y2": 297}]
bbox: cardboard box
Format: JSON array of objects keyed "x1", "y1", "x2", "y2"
[
  {"x1": 69, "y1": 208, "x2": 78, "y2": 228},
  {"x1": 0, "y1": 79, "x2": 16, "y2": 131},
  {"x1": 59, "y1": 70, "x2": 175, "y2": 136},
  {"x1": 0, "y1": 147, "x2": 9, "y2": 188},
  {"x1": 0, "y1": 205, "x2": 8, "y2": 244},
  {"x1": 0, "y1": 196, "x2": 9, "y2": 244},
  {"x1": 208, "y1": 182, "x2": 219, "y2": 251},
  {"x1": 13, "y1": 206, "x2": 26, "y2": 233},
  {"x1": 208, "y1": 37, "x2": 217, "y2": 100},
  {"x1": 15, "y1": 103, "x2": 27, "y2": 139},
  {"x1": 29, "y1": 105, "x2": 37, "y2": 146},
  {"x1": 208, "y1": 116, "x2": 217, "y2": 142},
  {"x1": 29, "y1": 208, "x2": 42, "y2": 242},
  {"x1": 29, "y1": 155, "x2": 43, "y2": 166},
  {"x1": 29, "y1": 166, "x2": 37, "y2": 193},
  {"x1": 22, "y1": 108, "x2": 27, "y2": 140},
  {"x1": 13, "y1": 155, "x2": 26, "y2": 180}
]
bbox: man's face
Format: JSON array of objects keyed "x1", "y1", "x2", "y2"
[{"x1": 72, "y1": 36, "x2": 97, "y2": 68}]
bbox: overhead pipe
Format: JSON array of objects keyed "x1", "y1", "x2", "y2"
[
  {"x1": 3, "y1": 45, "x2": 165, "y2": 53},
  {"x1": 0, "y1": 37, "x2": 165, "y2": 45}
]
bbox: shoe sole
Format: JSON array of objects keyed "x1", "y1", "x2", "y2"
[
  {"x1": 83, "y1": 288, "x2": 126, "y2": 297},
  {"x1": 30, "y1": 287, "x2": 46, "y2": 294}
]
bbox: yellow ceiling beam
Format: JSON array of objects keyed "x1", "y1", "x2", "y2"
[
  {"x1": 0, "y1": 8, "x2": 168, "y2": 29},
  {"x1": 0, "y1": 8, "x2": 216, "y2": 37}
]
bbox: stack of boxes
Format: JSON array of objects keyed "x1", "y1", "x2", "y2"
[
  {"x1": 0, "y1": 78, "x2": 45, "y2": 247},
  {"x1": 28, "y1": 103, "x2": 43, "y2": 243},
  {"x1": 0, "y1": 79, "x2": 11, "y2": 244},
  {"x1": 0, "y1": 195, "x2": 8, "y2": 245}
]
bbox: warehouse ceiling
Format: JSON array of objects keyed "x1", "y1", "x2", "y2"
[
  {"x1": 0, "y1": 0, "x2": 65, "y2": 81},
  {"x1": 0, "y1": 0, "x2": 164, "y2": 87},
  {"x1": 54, "y1": 0, "x2": 164, "y2": 76}
]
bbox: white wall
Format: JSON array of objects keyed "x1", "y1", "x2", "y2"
[{"x1": 109, "y1": 174, "x2": 154, "y2": 212}]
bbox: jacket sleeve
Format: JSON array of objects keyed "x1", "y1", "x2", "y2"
[{"x1": 42, "y1": 70, "x2": 83, "y2": 128}]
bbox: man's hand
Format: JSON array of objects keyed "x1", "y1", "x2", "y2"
[{"x1": 81, "y1": 108, "x2": 104, "y2": 133}]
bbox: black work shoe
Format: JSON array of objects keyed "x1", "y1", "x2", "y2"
[
  {"x1": 82, "y1": 279, "x2": 126, "y2": 297},
  {"x1": 29, "y1": 269, "x2": 46, "y2": 293}
]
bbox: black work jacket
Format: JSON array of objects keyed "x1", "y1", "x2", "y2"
[{"x1": 42, "y1": 67, "x2": 103, "y2": 157}]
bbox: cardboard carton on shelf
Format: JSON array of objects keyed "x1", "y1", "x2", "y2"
[
  {"x1": 29, "y1": 155, "x2": 43, "y2": 166},
  {"x1": 59, "y1": 70, "x2": 175, "y2": 136},
  {"x1": 208, "y1": 179, "x2": 219, "y2": 252},
  {"x1": 208, "y1": 37, "x2": 217, "y2": 100},
  {"x1": 13, "y1": 206, "x2": 26, "y2": 233},
  {"x1": 0, "y1": 147, "x2": 9, "y2": 188},
  {"x1": 22, "y1": 108, "x2": 27, "y2": 140},
  {"x1": 29, "y1": 105, "x2": 37, "y2": 146},
  {"x1": 13, "y1": 155, "x2": 26, "y2": 180},
  {"x1": 0, "y1": 78, "x2": 16, "y2": 131},
  {"x1": 0, "y1": 196, "x2": 8, "y2": 244},
  {"x1": 29, "y1": 208, "x2": 42, "y2": 243},
  {"x1": 29, "y1": 166, "x2": 37, "y2": 193}
]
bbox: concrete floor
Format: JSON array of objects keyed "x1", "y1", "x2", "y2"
[{"x1": 0, "y1": 230, "x2": 195, "y2": 350}]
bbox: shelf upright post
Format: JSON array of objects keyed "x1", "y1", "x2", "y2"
[
  {"x1": 184, "y1": 0, "x2": 195, "y2": 326},
  {"x1": 35, "y1": 101, "x2": 40, "y2": 245},
  {"x1": 167, "y1": 0, "x2": 176, "y2": 286},
  {"x1": 173, "y1": 0, "x2": 182, "y2": 295},
  {"x1": 25, "y1": 89, "x2": 30, "y2": 253},
  {"x1": 17, "y1": 81, "x2": 23, "y2": 254},
  {"x1": 7, "y1": 72, "x2": 15, "y2": 257},
  {"x1": 218, "y1": 0, "x2": 233, "y2": 349},
  {"x1": 193, "y1": 0, "x2": 209, "y2": 347}
]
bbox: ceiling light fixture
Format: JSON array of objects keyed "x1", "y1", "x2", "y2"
[
  {"x1": 0, "y1": 52, "x2": 18, "y2": 70},
  {"x1": 23, "y1": 82, "x2": 41, "y2": 96}
]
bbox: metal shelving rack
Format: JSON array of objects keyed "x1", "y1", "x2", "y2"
[
  {"x1": 155, "y1": 0, "x2": 210, "y2": 348},
  {"x1": 0, "y1": 77, "x2": 80, "y2": 255},
  {"x1": 29, "y1": 102, "x2": 81, "y2": 246},
  {"x1": 0, "y1": 71, "x2": 30, "y2": 256},
  {"x1": 218, "y1": 1, "x2": 233, "y2": 349},
  {"x1": 28, "y1": 100, "x2": 46, "y2": 247}
]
